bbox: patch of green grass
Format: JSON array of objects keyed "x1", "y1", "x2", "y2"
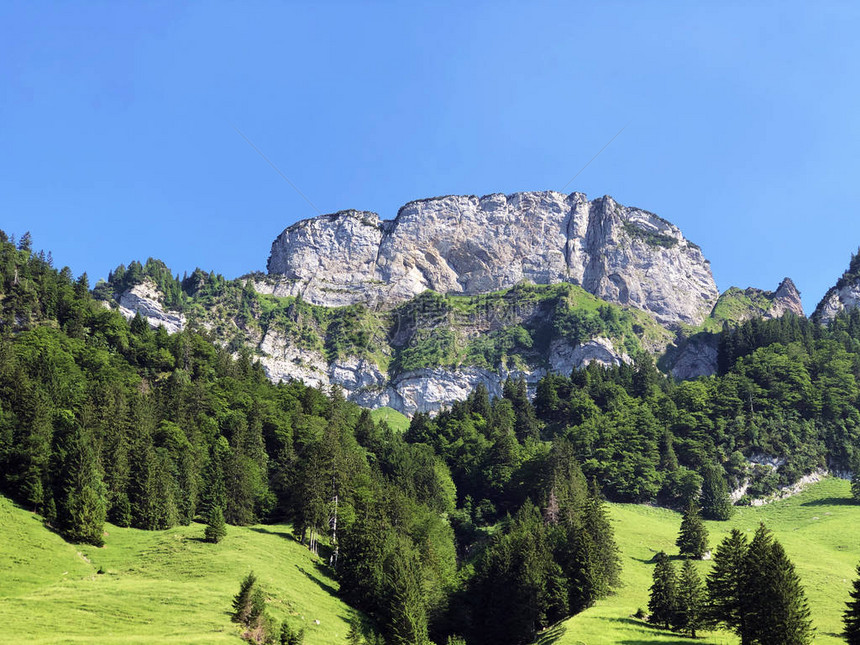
[
  {"x1": 0, "y1": 496, "x2": 357, "y2": 644},
  {"x1": 691, "y1": 287, "x2": 780, "y2": 334},
  {"x1": 370, "y1": 406, "x2": 410, "y2": 433},
  {"x1": 542, "y1": 477, "x2": 858, "y2": 644}
]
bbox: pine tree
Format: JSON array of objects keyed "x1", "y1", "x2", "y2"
[
  {"x1": 204, "y1": 504, "x2": 227, "y2": 543},
  {"x1": 706, "y1": 529, "x2": 749, "y2": 640},
  {"x1": 844, "y1": 563, "x2": 860, "y2": 644},
  {"x1": 676, "y1": 502, "x2": 709, "y2": 559},
  {"x1": 51, "y1": 410, "x2": 107, "y2": 546},
  {"x1": 676, "y1": 559, "x2": 705, "y2": 638},
  {"x1": 581, "y1": 479, "x2": 621, "y2": 594},
  {"x1": 700, "y1": 464, "x2": 733, "y2": 521},
  {"x1": 744, "y1": 524, "x2": 813, "y2": 645},
  {"x1": 648, "y1": 552, "x2": 677, "y2": 630},
  {"x1": 384, "y1": 540, "x2": 430, "y2": 645},
  {"x1": 232, "y1": 571, "x2": 258, "y2": 624}
]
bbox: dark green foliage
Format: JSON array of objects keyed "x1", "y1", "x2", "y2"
[
  {"x1": 700, "y1": 464, "x2": 733, "y2": 521},
  {"x1": 204, "y1": 504, "x2": 226, "y2": 543},
  {"x1": 648, "y1": 552, "x2": 677, "y2": 629},
  {"x1": 744, "y1": 524, "x2": 813, "y2": 645},
  {"x1": 232, "y1": 572, "x2": 259, "y2": 625},
  {"x1": 675, "y1": 559, "x2": 705, "y2": 638},
  {"x1": 676, "y1": 502, "x2": 709, "y2": 559},
  {"x1": 50, "y1": 410, "x2": 106, "y2": 546},
  {"x1": 280, "y1": 621, "x2": 305, "y2": 645},
  {"x1": 844, "y1": 564, "x2": 860, "y2": 643},
  {"x1": 706, "y1": 525, "x2": 813, "y2": 644},
  {"x1": 706, "y1": 529, "x2": 749, "y2": 639}
]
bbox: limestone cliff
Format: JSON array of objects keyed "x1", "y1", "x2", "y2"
[
  {"x1": 265, "y1": 192, "x2": 719, "y2": 327},
  {"x1": 814, "y1": 252, "x2": 860, "y2": 324}
]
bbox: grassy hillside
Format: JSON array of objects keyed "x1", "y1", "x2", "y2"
[
  {"x1": 370, "y1": 406, "x2": 410, "y2": 432},
  {"x1": 3, "y1": 478, "x2": 857, "y2": 644},
  {"x1": 543, "y1": 476, "x2": 857, "y2": 644},
  {"x1": 0, "y1": 496, "x2": 357, "y2": 644}
]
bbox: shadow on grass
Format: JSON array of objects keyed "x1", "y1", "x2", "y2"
[
  {"x1": 800, "y1": 497, "x2": 856, "y2": 507},
  {"x1": 632, "y1": 554, "x2": 686, "y2": 564},
  {"x1": 534, "y1": 622, "x2": 566, "y2": 644},
  {"x1": 296, "y1": 564, "x2": 338, "y2": 597},
  {"x1": 249, "y1": 526, "x2": 299, "y2": 543},
  {"x1": 184, "y1": 536, "x2": 209, "y2": 543}
]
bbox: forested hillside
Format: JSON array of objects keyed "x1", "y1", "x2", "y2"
[{"x1": 3, "y1": 231, "x2": 860, "y2": 644}]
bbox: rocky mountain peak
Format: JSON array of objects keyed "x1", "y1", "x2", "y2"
[
  {"x1": 264, "y1": 191, "x2": 719, "y2": 327},
  {"x1": 772, "y1": 277, "x2": 804, "y2": 317}
]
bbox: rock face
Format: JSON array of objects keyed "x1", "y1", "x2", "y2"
[
  {"x1": 814, "y1": 253, "x2": 860, "y2": 324},
  {"x1": 266, "y1": 192, "x2": 719, "y2": 327},
  {"x1": 669, "y1": 333, "x2": 720, "y2": 380},
  {"x1": 118, "y1": 279, "x2": 186, "y2": 334},
  {"x1": 257, "y1": 333, "x2": 632, "y2": 416},
  {"x1": 770, "y1": 278, "x2": 804, "y2": 318},
  {"x1": 816, "y1": 283, "x2": 860, "y2": 324}
]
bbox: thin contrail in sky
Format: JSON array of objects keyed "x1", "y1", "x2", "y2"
[
  {"x1": 561, "y1": 124, "x2": 628, "y2": 192},
  {"x1": 232, "y1": 125, "x2": 322, "y2": 215}
]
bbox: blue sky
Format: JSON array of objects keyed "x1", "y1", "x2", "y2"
[{"x1": 2, "y1": 2, "x2": 859, "y2": 313}]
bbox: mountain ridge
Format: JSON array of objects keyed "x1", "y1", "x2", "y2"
[{"x1": 264, "y1": 191, "x2": 719, "y2": 327}]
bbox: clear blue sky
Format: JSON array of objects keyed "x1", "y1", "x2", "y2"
[{"x1": 2, "y1": 2, "x2": 859, "y2": 313}]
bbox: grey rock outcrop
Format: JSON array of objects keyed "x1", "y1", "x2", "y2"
[
  {"x1": 813, "y1": 253, "x2": 860, "y2": 324},
  {"x1": 770, "y1": 278, "x2": 804, "y2": 318},
  {"x1": 118, "y1": 279, "x2": 186, "y2": 334},
  {"x1": 257, "y1": 328, "x2": 632, "y2": 415},
  {"x1": 669, "y1": 333, "x2": 720, "y2": 380},
  {"x1": 816, "y1": 284, "x2": 860, "y2": 324},
  {"x1": 266, "y1": 192, "x2": 719, "y2": 327}
]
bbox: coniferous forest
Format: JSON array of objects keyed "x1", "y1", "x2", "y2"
[{"x1": 3, "y1": 231, "x2": 860, "y2": 644}]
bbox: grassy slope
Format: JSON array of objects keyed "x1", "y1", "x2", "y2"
[
  {"x1": 370, "y1": 406, "x2": 410, "y2": 433},
  {"x1": 544, "y1": 477, "x2": 857, "y2": 644},
  {"x1": 0, "y1": 497, "x2": 356, "y2": 644},
  {"x1": 4, "y1": 478, "x2": 855, "y2": 645}
]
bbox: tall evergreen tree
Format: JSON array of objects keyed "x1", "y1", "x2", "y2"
[
  {"x1": 706, "y1": 529, "x2": 749, "y2": 641},
  {"x1": 204, "y1": 504, "x2": 227, "y2": 543},
  {"x1": 232, "y1": 571, "x2": 259, "y2": 625},
  {"x1": 581, "y1": 480, "x2": 621, "y2": 594},
  {"x1": 743, "y1": 525, "x2": 812, "y2": 645},
  {"x1": 648, "y1": 551, "x2": 677, "y2": 630},
  {"x1": 844, "y1": 563, "x2": 860, "y2": 644},
  {"x1": 676, "y1": 559, "x2": 705, "y2": 638},
  {"x1": 742, "y1": 524, "x2": 813, "y2": 645},
  {"x1": 700, "y1": 463, "x2": 733, "y2": 521},
  {"x1": 51, "y1": 410, "x2": 106, "y2": 546},
  {"x1": 676, "y1": 502, "x2": 709, "y2": 559}
]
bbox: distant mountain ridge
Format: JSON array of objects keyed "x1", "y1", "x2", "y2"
[
  {"x1": 264, "y1": 191, "x2": 719, "y2": 327},
  {"x1": 102, "y1": 191, "x2": 813, "y2": 414}
]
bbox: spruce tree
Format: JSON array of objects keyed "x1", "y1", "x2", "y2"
[
  {"x1": 648, "y1": 552, "x2": 677, "y2": 630},
  {"x1": 676, "y1": 559, "x2": 705, "y2": 638},
  {"x1": 581, "y1": 479, "x2": 621, "y2": 594},
  {"x1": 844, "y1": 563, "x2": 860, "y2": 644},
  {"x1": 706, "y1": 528, "x2": 749, "y2": 640},
  {"x1": 676, "y1": 502, "x2": 709, "y2": 559},
  {"x1": 51, "y1": 411, "x2": 107, "y2": 546},
  {"x1": 744, "y1": 524, "x2": 813, "y2": 645},
  {"x1": 204, "y1": 504, "x2": 227, "y2": 543},
  {"x1": 232, "y1": 571, "x2": 258, "y2": 624},
  {"x1": 699, "y1": 464, "x2": 733, "y2": 521}
]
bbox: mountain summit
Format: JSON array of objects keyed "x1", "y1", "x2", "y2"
[{"x1": 264, "y1": 191, "x2": 719, "y2": 327}]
